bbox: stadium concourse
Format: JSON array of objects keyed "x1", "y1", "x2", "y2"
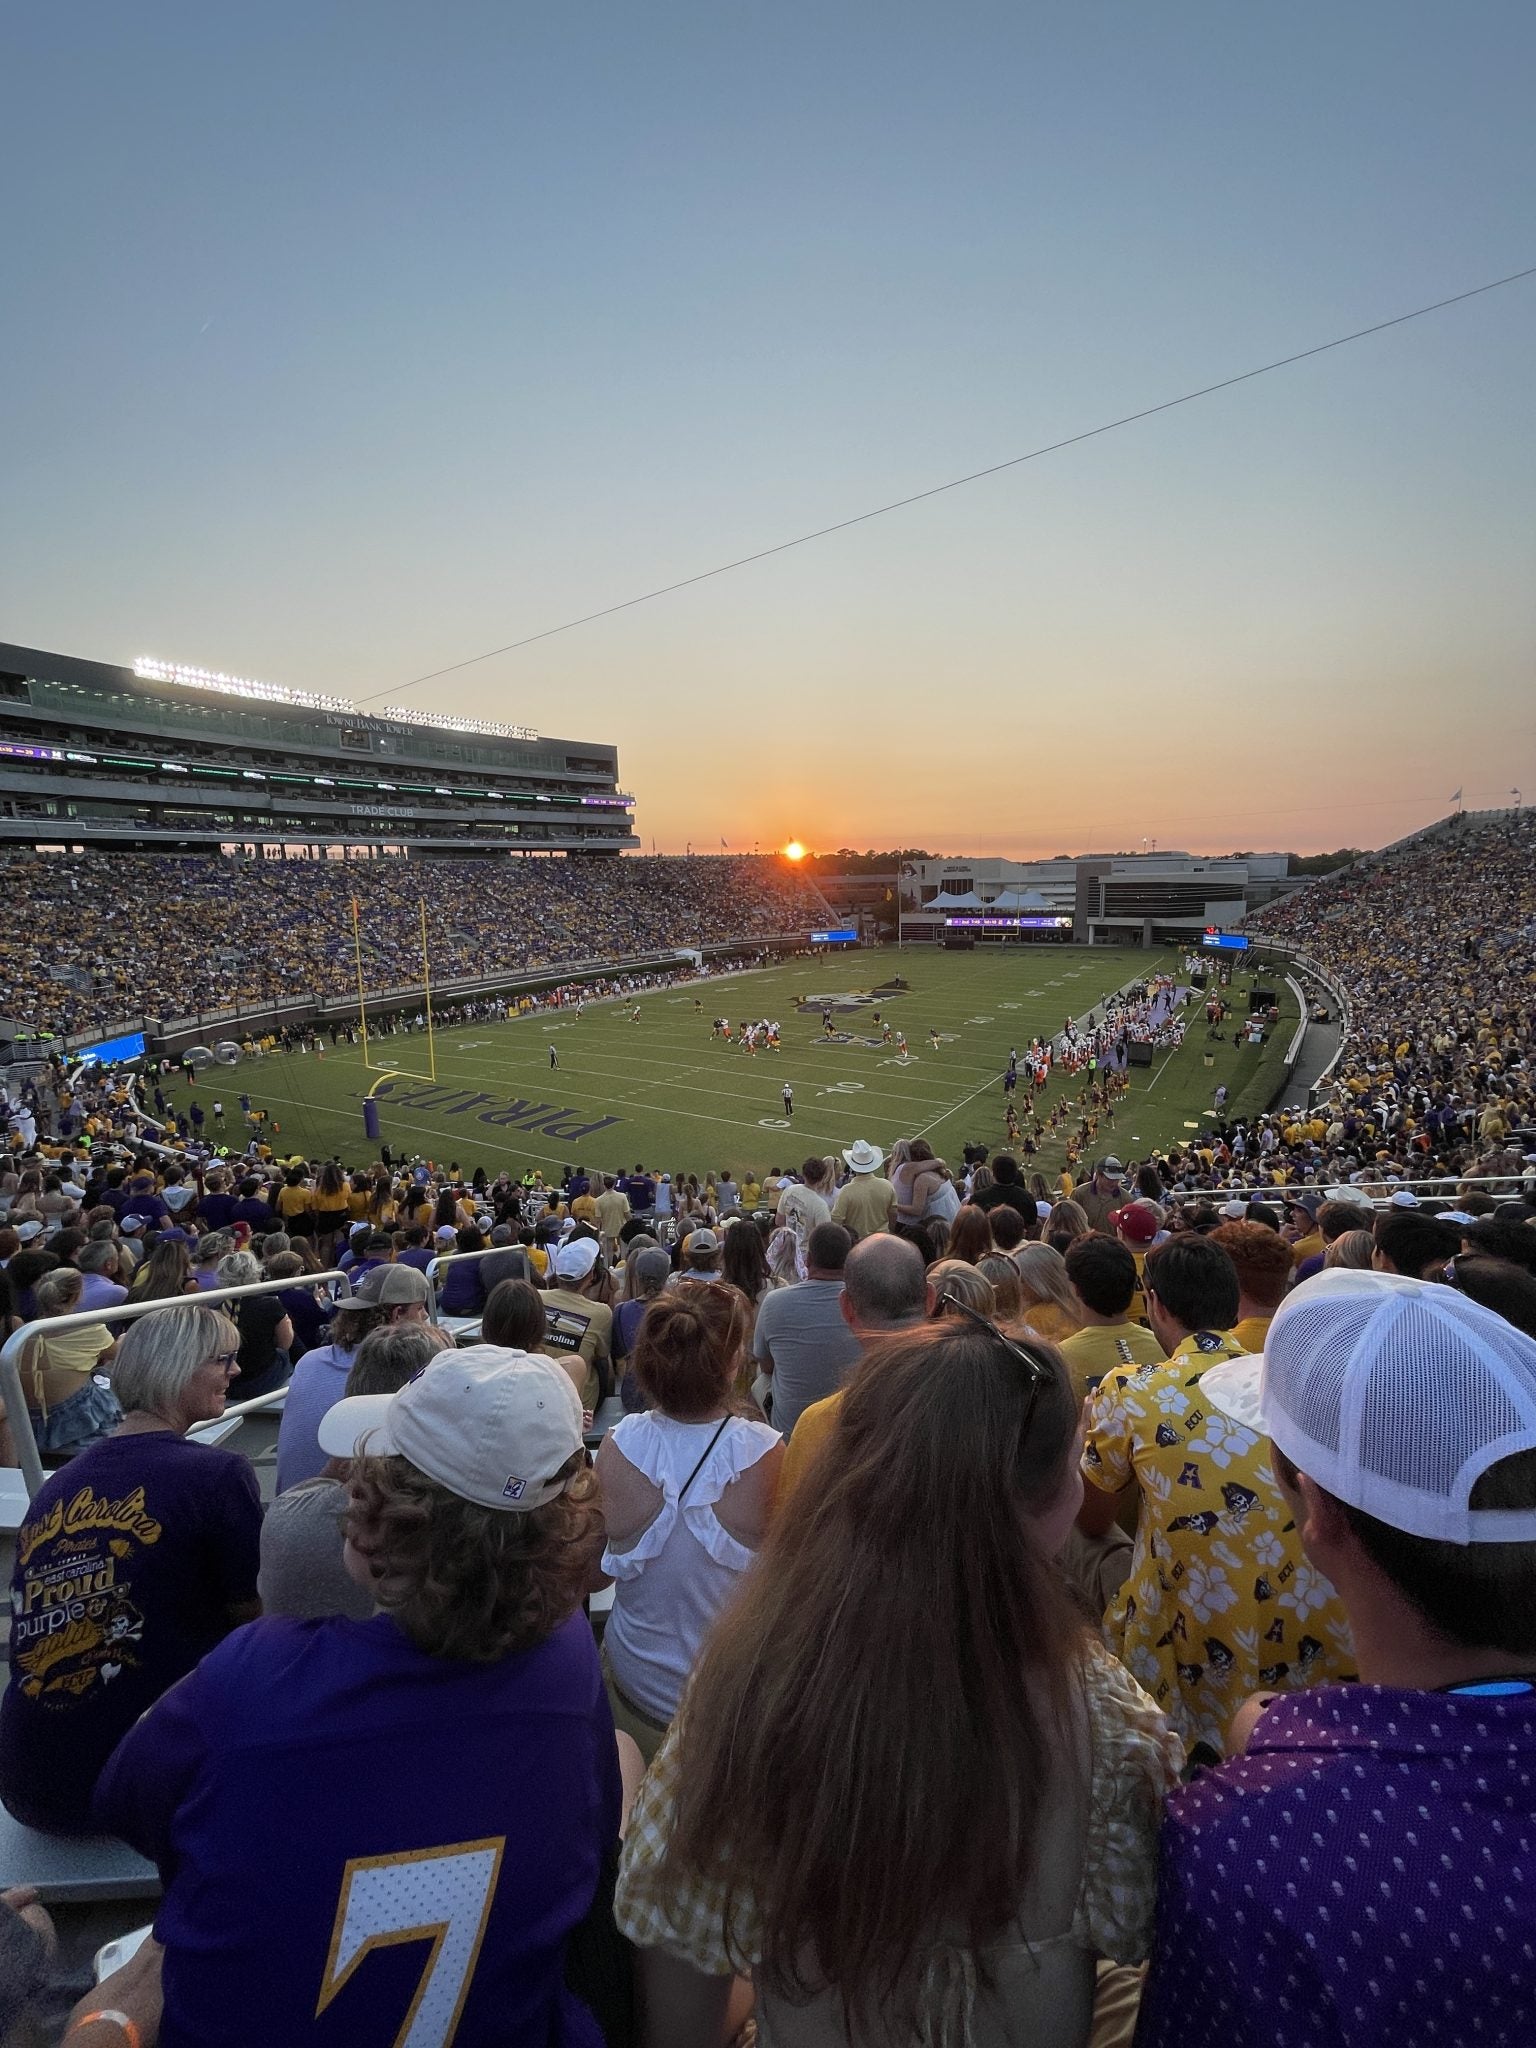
[{"x1": 0, "y1": 819, "x2": 1532, "y2": 2045}]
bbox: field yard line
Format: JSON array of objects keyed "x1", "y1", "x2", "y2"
[
  {"x1": 330, "y1": 1040, "x2": 981, "y2": 1111},
  {"x1": 1147, "y1": 1046, "x2": 1181, "y2": 1094},
  {"x1": 911, "y1": 1067, "x2": 1007, "y2": 1144},
  {"x1": 388, "y1": 1032, "x2": 1007, "y2": 1089}
]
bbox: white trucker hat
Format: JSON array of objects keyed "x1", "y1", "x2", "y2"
[
  {"x1": 1201, "y1": 1267, "x2": 1536, "y2": 1545},
  {"x1": 318, "y1": 1344, "x2": 585, "y2": 1512}
]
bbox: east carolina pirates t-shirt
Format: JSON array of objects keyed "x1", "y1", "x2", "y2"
[
  {"x1": 96, "y1": 1609, "x2": 621, "y2": 2048},
  {"x1": 0, "y1": 1431, "x2": 261, "y2": 1834},
  {"x1": 541, "y1": 1289, "x2": 612, "y2": 1411}
]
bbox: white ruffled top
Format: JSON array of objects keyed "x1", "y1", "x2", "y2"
[{"x1": 601, "y1": 1411, "x2": 780, "y2": 1723}]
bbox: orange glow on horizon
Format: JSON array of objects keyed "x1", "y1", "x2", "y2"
[{"x1": 783, "y1": 840, "x2": 807, "y2": 862}]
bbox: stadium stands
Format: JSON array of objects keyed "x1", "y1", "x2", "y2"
[
  {"x1": 1, "y1": 821, "x2": 1534, "y2": 2044},
  {"x1": 0, "y1": 850, "x2": 825, "y2": 1037},
  {"x1": 1249, "y1": 808, "x2": 1536, "y2": 1184}
]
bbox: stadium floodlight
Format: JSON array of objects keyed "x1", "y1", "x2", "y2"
[
  {"x1": 136, "y1": 656, "x2": 539, "y2": 742},
  {"x1": 377, "y1": 783, "x2": 397, "y2": 791},
  {"x1": 160, "y1": 761, "x2": 188, "y2": 773},
  {"x1": 374, "y1": 704, "x2": 539, "y2": 741},
  {"x1": 314, "y1": 776, "x2": 334, "y2": 786},
  {"x1": 134, "y1": 656, "x2": 355, "y2": 715}
]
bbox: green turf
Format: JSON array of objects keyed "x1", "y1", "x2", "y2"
[{"x1": 160, "y1": 945, "x2": 1301, "y2": 1180}]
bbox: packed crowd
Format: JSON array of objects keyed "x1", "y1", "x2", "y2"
[
  {"x1": 1249, "y1": 810, "x2": 1536, "y2": 1185},
  {"x1": 1, "y1": 1104, "x2": 1534, "y2": 2046},
  {"x1": 0, "y1": 852, "x2": 826, "y2": 1036}
]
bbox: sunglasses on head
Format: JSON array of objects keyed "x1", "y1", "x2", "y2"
[{"x1": 943, "y1": 1298, "x2": 1054, "y2": 1433}]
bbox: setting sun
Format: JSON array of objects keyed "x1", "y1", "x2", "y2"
[{"x1": 783, "y1": 840, "x2": 806, "y2": 862}]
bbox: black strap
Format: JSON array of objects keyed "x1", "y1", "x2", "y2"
[{"x1": 677, "y1": 1417, "x2": 730, "y2": 1507}]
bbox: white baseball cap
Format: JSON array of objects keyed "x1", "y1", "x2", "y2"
[
  {"x1": 317, "y1": 1346, "x2": 585, "y2": 1512},
  {"x1": 1201, "y1": 1268, "x2": 1536, "y2": 1545},
  {"x1": 551, "y1": 1235, "x2": 601, "y2": 1282}
]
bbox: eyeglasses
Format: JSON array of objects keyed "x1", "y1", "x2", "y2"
[
  {"x1": 1441, "y1": 1255, "x2": 1473, "y2": 1291},
  {"x1": 943, "y1": 1298, "x2": 1054, "y2": 1435},
  {"x1": 203, "y1": 1351, "x2": 241, "y2": 1372}
]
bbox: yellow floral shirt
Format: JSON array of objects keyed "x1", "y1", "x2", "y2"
[{"x1": 1082, "y1": 1332, "x2": 1354, "y2": 1758}]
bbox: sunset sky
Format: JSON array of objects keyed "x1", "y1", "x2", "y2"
[{"x1": 4, "y1": 4, "x2": 1533, "y2": 857}]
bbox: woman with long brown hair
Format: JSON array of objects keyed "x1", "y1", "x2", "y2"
[
  {"x1": 616, "y1": 1316, "x2": 1180, "y2": 2044},
  {"x1": 943, "y1": 1201, "x2": 992, "y2": 1267},
  {"x1": 311, "y1": 1159, "x2": 349, "y2": 1260},
  {"x1": 127, "y1": 1237, "x2": 198, "y2": 1303}
]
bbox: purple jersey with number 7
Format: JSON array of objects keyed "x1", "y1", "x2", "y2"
[{"x1": 95, "y1": 1608, "x2": 619, "y2": 2047}]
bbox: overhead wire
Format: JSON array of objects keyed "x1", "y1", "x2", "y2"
[{"x1": 357, "y1": 262, "x2": 1536, "y2": 704}]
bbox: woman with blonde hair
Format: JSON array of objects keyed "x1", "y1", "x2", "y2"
[
  {"x1": 978, "y1": 1251, "x2": 1025, "y2": 1322},
  {"x1": 3, "y1": 1302, "x2": 259, "y2": 1834},
  {"x1": 22, "y1": 1266, "x2": 121, "y2": 1454},
  {"x1": 616, "y1": 1316, "x2": 1181, "y2": 2045},
  {"x1": 1013, "y1": 1241, "x2": 1084, "y2": 1345},
  {"x1": 928, "y1": 1259, "x2": 997, "y2": 1318},
  {"x1": 1325, "y1": 1228, "x2": 1376, "y2": 1270},
  {"x1": 1044, "y1": 1198, "x2": 1091, "y2": 1254}
]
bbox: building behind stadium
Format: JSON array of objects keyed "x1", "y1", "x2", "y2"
[
  {"x1": 0, "y1": 642, "x2": 638, "y2": 859},
  {"x1": 816, "y1": 854, "x2": 1297, "y2": 947}
]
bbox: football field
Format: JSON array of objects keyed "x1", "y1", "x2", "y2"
[{"x1": 163, "y1": 945, "x2": 1300, "y2": 1180}]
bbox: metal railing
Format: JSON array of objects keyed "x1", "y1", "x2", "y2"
[
  {"x1": 1282, "y1": 977, "x2": 1309, "y2": 1067},
  {"x1": 0, "y1": 1271, "x2": 345, "y2": 1502},
  {"x1": 1175, "y1": 1173, "x2": 1529, "y2": 1201}
]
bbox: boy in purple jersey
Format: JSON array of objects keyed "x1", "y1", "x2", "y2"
[
  {"x1": 1136, "y1": 1271, "x2": 1536, "y2": 2048},
  {"x1": 96, "y1": 1349, "x2": 621, "y2": 2048}
]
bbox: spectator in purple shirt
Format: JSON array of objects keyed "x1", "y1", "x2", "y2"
[
  {"x1": 195, "y1": 1171, "x2": 238, "y2": 1232},
  {"x1": 1, "y1": 1303, "x2": 260, "y2": 1835},
  {"x1": 395, "y1": 1224, "x2": 436, "y2": 1274},
  {"x1": 95, "y1": 1350, "x2": 621, "y2": 2048},
  {"x1": 231, "y1": 1178, "x2": 276, "y2": 1231},
  {"x1": 1136, "y1": 1269, "x2": 1536, "y2": 2048},
  {"x1": 123, "y1": 1174, "x2": 168, "y2": 1228},
  {"x1": 74, "y1": 1238, "x2": 129, "y2": 1312}
]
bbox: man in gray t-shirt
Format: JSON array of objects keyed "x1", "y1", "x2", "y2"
[
  {"x1": 750, "y1": 1223, "x2": 860, "y2": 1439},
  {"x1": 259, "y1": 1479, "x2": 373, "y2": 1621}
]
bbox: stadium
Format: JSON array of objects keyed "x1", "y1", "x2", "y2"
[
  {"x1": 2, "y1": 631, "x2": 1534, "y2": 2046},
  {"x1": 3, "y1": 13, "x2": 1535, "y2": 2043}
]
